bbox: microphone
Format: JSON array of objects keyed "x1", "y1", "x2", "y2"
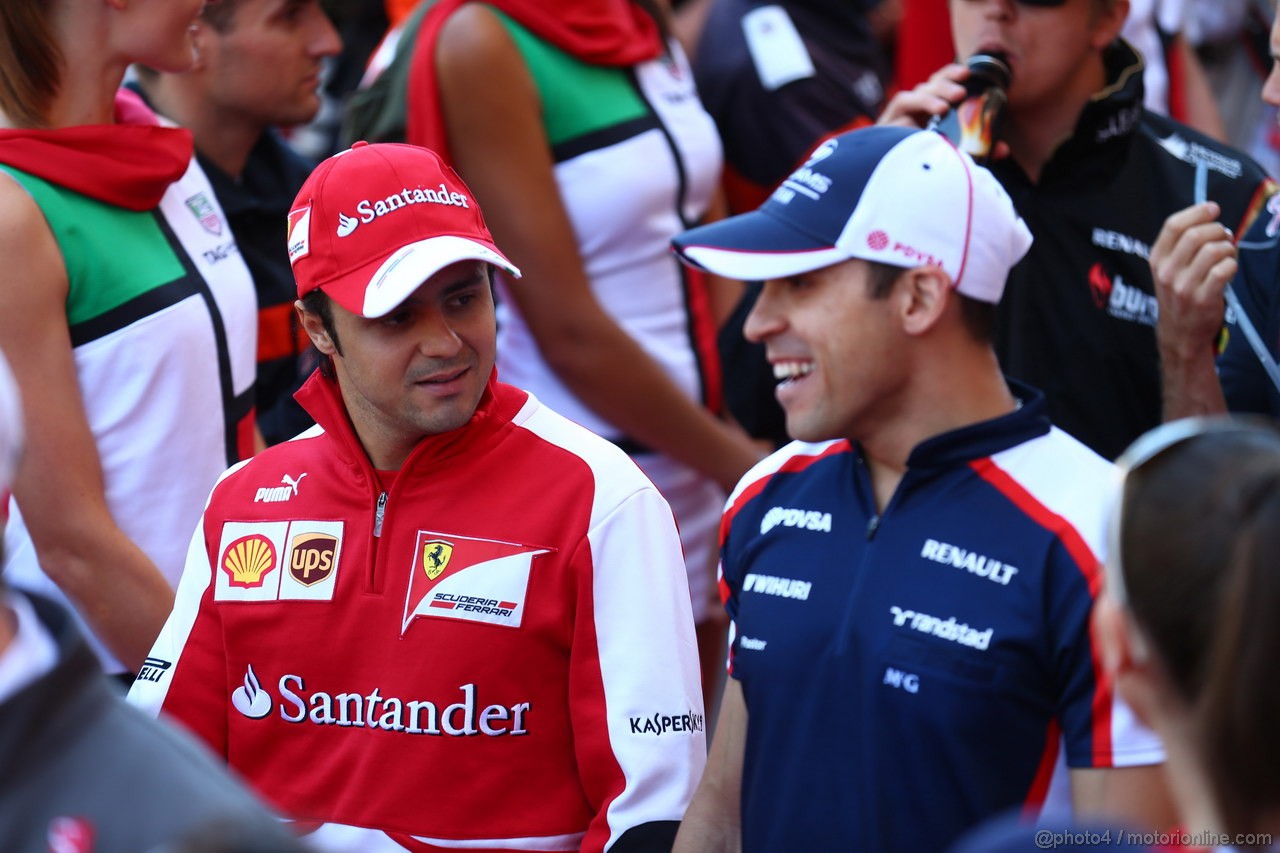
[{"x1": 928, "y1": 53, "x2": 1012, "y2": 165}]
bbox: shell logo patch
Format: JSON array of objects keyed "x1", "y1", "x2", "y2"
[{"x1": 221, "y1": 534, "x2": 278, "y2": 589}]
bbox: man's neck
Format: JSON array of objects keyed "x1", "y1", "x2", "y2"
[
  {"x1": 1004, "y1": 53, "x2": 1111, "y2": 184},
  {"x1": 137, "y1": 79, "x2": 261, "y2": 179},
  {"x1": 859, "y1": 348, "x2": 1016, "y2": 513}
]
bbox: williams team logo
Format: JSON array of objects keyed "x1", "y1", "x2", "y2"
[
  {"x1": 402, "y1": 531, "x2": 553, "y2": 634},
  {"x1": 215, "y1": 520, "x2": 344, "y2": 603},
  {"x1": 185, "y1": 192, "x2": 223, "y2": 235}
]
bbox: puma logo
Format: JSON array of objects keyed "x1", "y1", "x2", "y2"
[{"x1": 255, "y1": 473, "x2": 308, "y2": 503}]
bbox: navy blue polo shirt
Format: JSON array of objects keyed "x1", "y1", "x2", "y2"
[{"x1": 720, "y1": 386, "x2": 1163, "y2": 852}]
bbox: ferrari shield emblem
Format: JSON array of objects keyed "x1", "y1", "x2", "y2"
[{"x1": 422, "y1": 541, "x2": 453, "y2": 580}]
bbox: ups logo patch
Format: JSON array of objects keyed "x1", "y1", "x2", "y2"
[{"x1": 290, "y1": 532, "x2": 338, "y2": 586}]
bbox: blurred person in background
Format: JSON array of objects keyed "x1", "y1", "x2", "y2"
[
  {"x1": 0, "y1": 347, "x2": 301, "y2": 853},
  {"x1": 133, "y1": 0, "x2": 343, "y2": 446},
  {"x1": 0, "y1": 0, "x2": 258, "y2": 676},
  {"x1": 1096, "y1": 417, "x2": 1280, "y2": 849},
  {"x1": 401, "y1": 0, "x2": 766, "y2": 694},
  {"x1": 880, "y1": 0, "x2": 1275, "y2": 461}
]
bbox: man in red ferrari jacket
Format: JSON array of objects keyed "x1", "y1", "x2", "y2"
[{"x1": 129, "y1": 141, "x2": 706, "y2": 853}]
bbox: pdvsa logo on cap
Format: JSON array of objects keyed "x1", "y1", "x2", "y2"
[{"x1": 287, "y1": 205, "x2": 312, "y2": 265}]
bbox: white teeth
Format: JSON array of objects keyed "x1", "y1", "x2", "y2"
[{"x1": 772, "y1": 362, "x2": 814, "y2": 381}]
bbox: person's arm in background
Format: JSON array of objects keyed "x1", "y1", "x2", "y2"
[
  {"x1": 436, "y1": 5, "x2": 763, "y2": 492},
  {"x1": 702, "y1": 191, "x2": 746, "y2": 328},
  {"x1": 1171, "y1": 33, "x2": 1228, "y2": 141},
  {"x1": 0, "y1": 177, "x2": 173, "y2": 671},
  {"x1": 672, "y1": 679, "x2": 747, "y2": 853},
  {"x1": 1071, "y1": 767, "x2": 1177, "y2": 831},
  {"x1": 1149, "y1": 201, "x2": 1235, "y2": 419}
]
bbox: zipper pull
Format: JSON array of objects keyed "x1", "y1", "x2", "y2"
[
  {"x1": 373, "y1": 491, "x2": 388, "y2": 538},
  {"x1": 866, "y1": 515, "x2": 880, "y2": 540}
]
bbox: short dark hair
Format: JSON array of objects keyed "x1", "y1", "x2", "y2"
[
  {"x1": 200, "y1": 0, "x2": 244, "y2": 33},
  {"x1": 864, "y1": 261, "x2": 997, "y2": 344},
  {"x1": 299, "y1": 289, "x2": 341, "y2": 379}
]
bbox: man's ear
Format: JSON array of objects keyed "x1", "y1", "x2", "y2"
[
  {"x1": 1090, "y1": 0, "x2": 1130, "y2": 51},
  {"x1": 187, "y1": 20, "x2": 212, "y2": 72},
  {"x1": 899, "y1": 266, "x2": 951, "y2": 336},
  {"x1": 296, "y1": 300, "x2": 337, "y2": 356}
]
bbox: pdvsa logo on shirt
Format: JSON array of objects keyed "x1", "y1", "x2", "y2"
[
  {"x1": 214, "y1": 520, "x2": 344, "y2": 603},
  {"x1": 760, "y1": 506, "x2": 832, "y2": 535},
  {"x1": 401, "y1": 531, "x2": 553, "y2": 635}
]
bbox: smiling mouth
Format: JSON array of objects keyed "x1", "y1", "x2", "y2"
[{"x1": 772, "y1": 362, "x2": 814, "y2": 385}]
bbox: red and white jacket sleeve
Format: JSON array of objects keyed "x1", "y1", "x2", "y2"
[
  {"x1": 127, "y1": 496, "x2": 232, "y2": 755},
  {"x1": 569, "y1": 485, "x2": 707, "y2": 852}
]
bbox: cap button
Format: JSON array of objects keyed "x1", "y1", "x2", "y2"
[{"x1": 352, "y1": 140, "x2": 370, "y2": 149}]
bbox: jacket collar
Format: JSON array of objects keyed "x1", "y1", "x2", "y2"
[{"x1": 294, "y1": 368, "x2": 527, "y2": 478}]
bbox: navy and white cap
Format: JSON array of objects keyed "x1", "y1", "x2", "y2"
[
  {"x1": 0, "y1": 347, "x2": 21, "y2": 492},
  {"x1": 672, "y1": 126, "x2": 1033, "y2": 304}
]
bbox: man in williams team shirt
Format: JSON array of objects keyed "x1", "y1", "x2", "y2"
[
  {"x1": 670, "y1": 125, "x2": 1173, "y2": 852},
  {"x1": 129, "y1": 141, "x2": 705, "y2": 852}
]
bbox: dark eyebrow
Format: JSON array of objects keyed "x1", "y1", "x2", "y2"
[{"x1": 440, "y1": 267, "x2": 489, "y2": 295}]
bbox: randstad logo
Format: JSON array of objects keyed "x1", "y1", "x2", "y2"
[{"x1": 337, "y1": 185, "x2": 471, "y2": 237}]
